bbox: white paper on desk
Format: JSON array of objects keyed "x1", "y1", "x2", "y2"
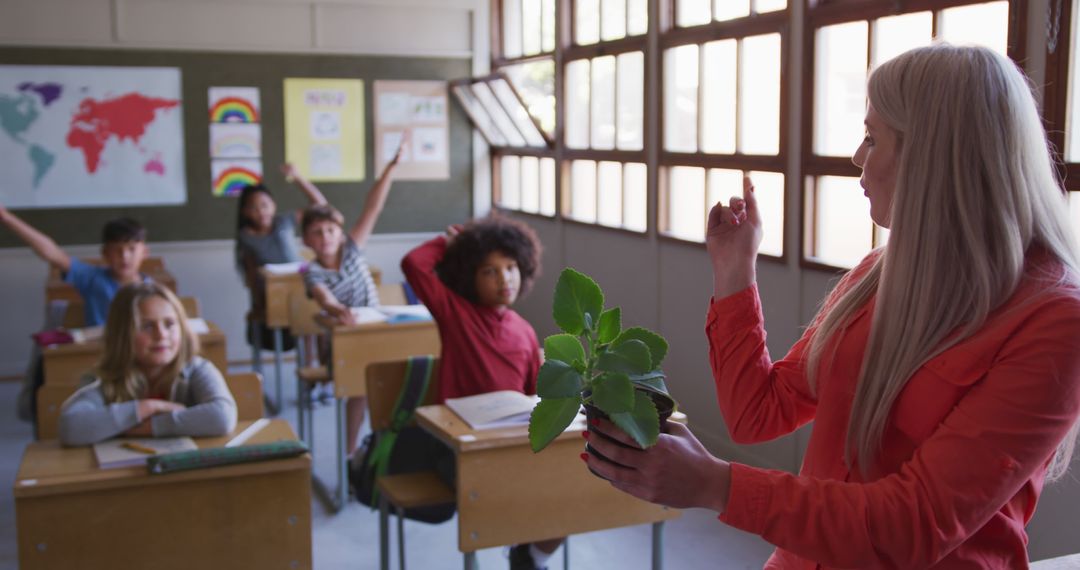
[
  {"x1": 349, "y1": 306, "x2": 389, "y2": 325},
  {"x1": 378, "y1": 304, "x2": 432, "y2": 321},
  {"x1": 93, "y1": 437, "x2": 197, "y2": 470},
  {"x1": 445, "y1": 390, "x2": 540, "y2": 430},
  {"x1": 187, "y1": 318, "x2": 211, "y2": 334},
  {"x1": 263, "y1": 261, "x2": 305, "y2": 275},
  {"x1": 70, "y1": 326, "x2": 104, "y2": 343}
]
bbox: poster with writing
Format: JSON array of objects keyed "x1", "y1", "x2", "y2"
[
  {"x1": 373, "y1": 80, "x2": 449, "y2": 180},
  {"x1": 283, "y1": 78, "x2": 365, "y2": 182},
  {"x1": 0, "y1": 65, "x2": 186, "y2": 208}
]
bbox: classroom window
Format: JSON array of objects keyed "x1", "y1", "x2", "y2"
[
  {"x1": 501, "y1": 60, "x2": 556, "y2": 136},
  {"x1": 575, "y1": 0, "x2": 647, "y2": 46},
  {"x1": 803, "y1": 0, "x2": 1013, "y2": 269},
  {"x1": 662, "y1": 167, "x2": 784, "y2": 257},
  {"x1": 503, "y1": 0, "x2": 556, "y2": 58},
  {"x1": 676, "y1": 0, "x2": 787, "y2": 27},
  {"x1": 452, "y1": 76, "x2": 552, "y2": 149},
  {"x1": 565, "y1": 160, "x2": 647, "y2": 232},
  {"x1": 564, "y1": 52, "x2": 645, "y2": 150},
  {"x1": 497, "y1": 155, "x2": 557, "y2": 216}
]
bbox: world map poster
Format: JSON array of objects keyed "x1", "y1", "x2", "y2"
[{"x1": 0, "y1": 65, "x2": 186, "y2": 208}]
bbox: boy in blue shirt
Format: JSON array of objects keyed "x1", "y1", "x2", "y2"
[{"x1": 0, "y1": 207, "x2": 149, "y2": 326}]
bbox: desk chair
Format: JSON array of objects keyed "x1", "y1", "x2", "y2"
[
  {"x1": 367, "y1": 360, "x2": 454, "y2": 570},
  {"x1": 35, "y1": 371, "x2": 266, "y2": 440}
]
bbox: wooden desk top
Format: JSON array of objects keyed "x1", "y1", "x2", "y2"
[
  {"x1": 14, "y1": 419, "x2": 307, "y2": 499},
  {"x1": 42, "y1": 321, "x2": 225, "y2": 357}
]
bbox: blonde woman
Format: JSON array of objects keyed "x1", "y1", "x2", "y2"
[
  {"x1": 586, "y1": 44, "x2": 1080, "y2": 568},
  {"x1": 59, "y1": 283, "x2": 237, "y2": 446}
]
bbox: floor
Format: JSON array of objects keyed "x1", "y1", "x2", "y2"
[{"x1": 0, "y1": 360, "x2": 775, "y2": 570}]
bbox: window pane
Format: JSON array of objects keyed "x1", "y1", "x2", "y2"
[
  {"x1": 542, "y1": 0, "x2": 556, "y2": 52},
  {"x1": 473, "y1": 82, "x2": 528, "y2": 146},
  {"x1": 664, "y1": 45, "x2": 699, "y2": 152},
  {"x1": 523, "y1": 0, "x2": 543, "y2": 56},
  {"x1": 500, "y1": 155, "x2": 522, "y2": 209},
  {"x1": 601, "y1": 0, "x2": 627, "y2": 41},
  {"x1": 592, "y1": 56, "x2": 617, "y2": 149},
  {"x1": 521, "y1": 156, "x2": 540, "y2": 213},
  {"x1": 814, "y1": 22, "x2": 868, "y2": 157},
  {"x1": 576, "y1": 0, "x2": 601, "y2": 45},
  {"x1": 748, "y1": 171, "x2": 784, "y2": 257},
  {"x1": 597, "y1": 161, "x2": 624, "y2": 227},
  {"x1": 812, "y1": 176, "x2": 872, "y2": 267},
  {"x1": 1070, "y1": 0, "x2": 1080, "y2": 161},
  {"x1": 570, "y1": 160, "x2": 598, "y2": 222},
  {"x1": 872, "y1": 12, "x2": 931, "y2": 67},
  {"x1": 566, "y1": 59, "x2": 591, "y2": 149},
  {"x1": 617, "y1": 51, "x2": 645, "y2": 151},
  {"x1": 938, "y1": 2, "x2": 1009, "y2": 56},
  {"x1": 492, "y1": 78, "x2": 548, "y2": 147},
  {"x1": 503, "y1": 59, "x2": 556, "y2": 136},
  {"x1": 740, "y1": 33, "x2": 781, "y2": 155},
  {"x1": 504, "y1": 0, "x2": 523, "y2": 59},
  {"x1": 714, "y1": 0, "x2": 749, "y2": 22},
  {"x1": 540, "y1": 157, "x2": 556, "y2": 216},
  {"x1": 753, "y1": 0, "x2": 786, "y2": 14},
  {"x1": 624, "y1": 162, "x2": 647, "y2": 232},
  {"x1": 453, "y1": 85, "x2": 508, "y2": 146},
  {"x1": 627, "y1": 0, "x2": 648, "y2": 36},
  {"x1": 706, "y1": 168, "x2": 743, "y2": 219},
  {"x1": 667, "y1": 166, "x2": 706, "y2": 241},
  {"x1": 677, "y1": 0, "x2": 711, "y2": 27},
  {"x1": 701, "y1": 39, "x2": 737, "y2": 154}
]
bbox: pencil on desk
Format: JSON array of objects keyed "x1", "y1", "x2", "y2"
[{"x1": 122, "y1": 441, "x2": 158, "y2": 454}]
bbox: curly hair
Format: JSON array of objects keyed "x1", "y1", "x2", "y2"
[{"x1": 436, "y1": 216, "x2": 543, "y2": 303}]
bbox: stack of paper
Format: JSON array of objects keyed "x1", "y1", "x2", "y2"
[
  {"x1": 349, "y1": 306, "x2": 390, "y2": 325},
  {"x1": 445, "y1": 390, "x2": 541, "y2": 430},
  {"x1": 378, "y1": 304, "x2": 433, "y2": 323},
  {"x1": 93, "y1": 437, "x2": 198, "y2": 470},
  {"x1": 263, "y1": 261, "x2": 305, "y2": 275}
]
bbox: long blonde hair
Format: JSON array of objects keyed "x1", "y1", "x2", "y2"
[
  {"x1": 97, "y1": 282, "x2": 199, "y2": 403},
  {"x1": 806, "y1": 44, "x2": 1080, "y2": 480}
]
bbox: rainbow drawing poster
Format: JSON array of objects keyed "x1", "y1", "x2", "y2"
[
  {"x1": 208, "y1": 87, "x2": 260, "y2": 123},
  {"x1": 211, "y1": 158, "x2": 262, "y2": 197},
  {"x1": 210, "y1": 123, "x2": 261, "y2": 158}
]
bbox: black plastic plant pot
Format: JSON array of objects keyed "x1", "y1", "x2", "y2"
[{"x1": 584, "y1": 389, "x2": 675, "y2": 480}]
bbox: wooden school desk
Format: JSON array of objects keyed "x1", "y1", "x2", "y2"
[
  {"x1": 309, "y1": 315, "x2": 439, "y2": 512},
  {"x1": 13, "y1": 419, "x2": 312, "y2": 570},
  {"x1": 256, "y1": 265, "x2": 381, "y2": 414},
  {"x1": 416, "y1": 405, "x2": 682, "y2": 570},
  {"x1": 42, "y1": 320, "x2": 228, "y2": 387},
  {"x1": 45, "y1": 257, "x2": 176, "y2": 305}
]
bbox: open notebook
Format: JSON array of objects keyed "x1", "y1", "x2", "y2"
[
  {"x1": 93, "y1": 437, "x2": 197, "y2": 470},
  {"x1": 445, "y1": 390, "x2": 541, "y2": 430}
]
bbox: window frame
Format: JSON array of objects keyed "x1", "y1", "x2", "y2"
[
  {"x1": 1043, "y1": 0, "x2": 1077, "y2": 191},
  {"x1": 799, "y1": 0, "x2": 1027, "y2": 272}
]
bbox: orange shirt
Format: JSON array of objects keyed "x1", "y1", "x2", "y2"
[{"x1": 706, "y1": 250, "x2": 1080, "y2": 569}]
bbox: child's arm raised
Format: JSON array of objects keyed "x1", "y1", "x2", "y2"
[
  {"x1": 348, "y1": 144, "x2": 405, "y2": 248},
  {"x1": 281, "y1": 163, "x2": 329, "y2": 207},
  {"x1": 0, "y1": 206, "x2": 71, "y2": 272}
]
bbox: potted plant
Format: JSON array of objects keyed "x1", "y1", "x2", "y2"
[{"x1": 528, "y1": 268, "x2": 677, "y2": 466}]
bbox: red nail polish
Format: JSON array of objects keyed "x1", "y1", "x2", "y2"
[
  {"x1": 582, "y1": 431, "x2": 590, "y2": 439},
  {"x1": 579, "y1": 453, "x2": 589, "y2": 462}
]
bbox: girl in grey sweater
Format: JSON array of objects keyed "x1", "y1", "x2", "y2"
[{"x1": 59, "y1": 283, "x2": 237, "y2": 446}]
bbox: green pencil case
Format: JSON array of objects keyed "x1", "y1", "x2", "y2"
[{"x1": 147, "y1": 440, "x2": 309, "y2": 475}]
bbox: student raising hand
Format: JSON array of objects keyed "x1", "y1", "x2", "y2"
[{"x1": 706, "y1": 176, "x2": 762, "y2": 299}]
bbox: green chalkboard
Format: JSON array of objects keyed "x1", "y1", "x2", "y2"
[{"x1": 0, "y1": 47, "x2": 472, "y2": 247}]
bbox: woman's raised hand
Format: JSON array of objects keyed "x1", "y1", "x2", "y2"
[{"x1": 706, "y1": 176, "x2": 762, "y2": 298}]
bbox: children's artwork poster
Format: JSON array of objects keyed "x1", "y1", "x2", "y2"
[
  {"x1": 283, "y1": 78, "x2": 365, "y2": 182},
  {"x1": 0, "y1": 65, "x2": 186, "y2": 208},
  {"x1": 211, "y1": 158, "x2": 262, "y2": 197},
  {"x1": 208, "y1": 87, "x2": 262, "y2": 196},
  {"x1": 373, "y1": 80, "x2": 449, "y2": 180}
]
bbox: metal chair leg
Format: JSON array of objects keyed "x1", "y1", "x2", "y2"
[
  {"x1": 272, "y1": 327, "x2": 284, "y2": 415},
  {"x1": 336, "y1": 396, "x2": 348, "y2": 508},
  {"x1": 379, "y1": 495, "x2": 390, "y2": 570},
  {"x1": 652, "y1": 521, "x2": 664, "y2": 570},
  {"x1": 396, "y1": 506, "x2": 406, "y2": 570},
  {"x1": 463, "y1": 552, "x2": 477, "y2": 570}
]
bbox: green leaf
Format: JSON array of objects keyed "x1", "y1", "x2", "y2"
[
  {"x1": 544, "y1": 334, "x2": 586, "y2": 365},
  {"x1": 529, "y1": 397, "x2": 582, "y2": 452},
  {"x1": 614, "y1": 327, "x2": 669, "y2": 369},
  {"x1": 629, "y1": 370, "x2": 670, "y2": 395},
  {"x1": 597, "y1": 307, "x2": 621, "y2": 344},
  {"x1": 591, "y1": 372, "x2": 635, "y2": 414},
  {"x1": 596, "y1": 339, "x2": 652, "y2": 375},
  {"x1": 552, "y1": 268, "x2": 604, "y2": 336},
  {"x1": 610, "y1": 390, "x2": 661, "y2": 448},
  {"x1": 536, "y1": 360, "x2": 584, "y2": 399}
]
